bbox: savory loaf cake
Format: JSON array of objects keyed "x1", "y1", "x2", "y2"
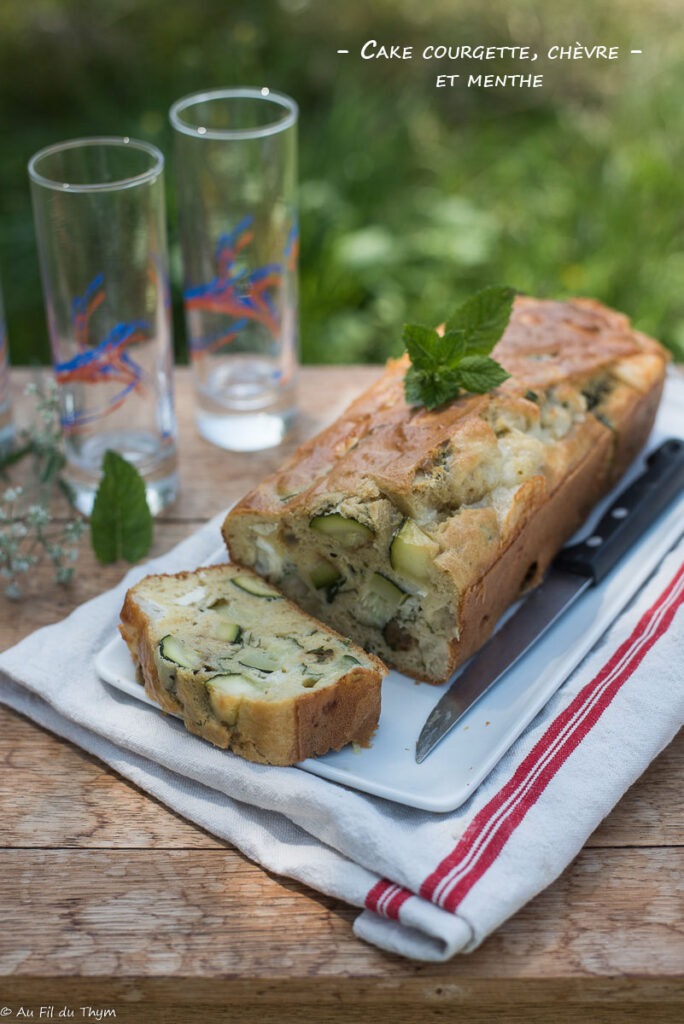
[
  {"x1": 119, "y1": 563, "x2": 386, "y2": 765},
  {"x1": 222, "y1": 296, "x2": 669, "y2": 684}
]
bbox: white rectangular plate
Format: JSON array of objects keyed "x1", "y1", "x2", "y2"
[{"x1": 96, "y1": 379, "x2": 684, "y2": 812}]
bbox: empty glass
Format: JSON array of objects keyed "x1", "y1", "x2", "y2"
[
  {"x1": 170, "y1": 88, "x2": 299, "y2": 451},
  {"x1": 28, "y1": 137, "x2": 179, "y2": 515}
]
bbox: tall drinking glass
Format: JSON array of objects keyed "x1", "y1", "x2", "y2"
[
  {"x1": 170, "y1": 88, "x2": 299, "y2": 451},
  {"x1": 0, "y1": 281, "x2": 13, "y2": 453},
  {"x1": 28, "y1": 137, "x2": 178, "y2": 515}
]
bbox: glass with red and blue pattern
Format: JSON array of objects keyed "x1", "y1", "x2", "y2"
[
  {"x1": 28, "y1": 137, "x2": 178, "y2": 515},
  {"x1": 0, "y1": 280, "x2": 13, "y2": 453},
  {"x1": 170, "y1": 88, "x2": 298, "y2": 451}
]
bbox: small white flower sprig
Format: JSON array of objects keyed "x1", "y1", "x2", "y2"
[{"x1": 0, "y1": 378, "x2": 86, "y2": 599}]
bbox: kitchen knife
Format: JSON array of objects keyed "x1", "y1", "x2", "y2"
[{"x1": 415, "y1": 437, "x2": 684, "y2": 764}]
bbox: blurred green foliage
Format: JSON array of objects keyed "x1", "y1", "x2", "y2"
[{"x1": 1, "y1": 0, "x2": 684, "y2": 365}]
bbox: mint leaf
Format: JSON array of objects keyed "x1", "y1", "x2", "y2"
[
  {"x1": 402, "y1": 323, "x2": 440, "y2": 369},
  {"x1": 445, "y1": 285, "x2": 515, "y2": 356},
  {"x1": 405, "y1": 365, "x2": 462, "y2": 410},
  {"x1": 402, "y1": 285, "x2": 514, "y2": 409},
  {"x1": 454, "y1": 355, "x2": 511, "y2": 394},
  {"x1": 403, "y1": 365, "x2": 431, "y2": 406},
  {"x1": 439, "y1": 329, "x2": 467, "y2": 365},
  {"x1": 90, "y1": 450, "x2": 153, "y2": 564}
]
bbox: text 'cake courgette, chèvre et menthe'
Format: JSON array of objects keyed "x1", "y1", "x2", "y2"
[{"x1": 222, "y1": 296, "x2": 669, "y2": 684}]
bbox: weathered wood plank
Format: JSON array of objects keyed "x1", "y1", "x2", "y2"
[
  {"x1": 0, "y1": 991, "x2": 680, "y2": 1024},
  {"x1": 0, "y1": 993, "x2": 680, "y2": 1024},
  {"x1": 0, "y1": 708, "x2": 227, "y2": 850},
  {"x1": 0, "y1": 848, "x2": 681, "y2": 984},
  {"x1": 0, "y1": 707, "x2": 680, "y2": 850}
]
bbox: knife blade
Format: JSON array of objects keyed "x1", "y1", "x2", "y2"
[{"x1": 415, "y1": 437, "x2": 684, "y2": 764}]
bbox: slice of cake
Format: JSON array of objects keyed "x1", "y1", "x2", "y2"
[{"x1": 120, "y1": 563, "x2": 386, "y2": 765}]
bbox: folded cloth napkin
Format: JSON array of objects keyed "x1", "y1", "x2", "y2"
[{"x1": 1, "y1": 512, "x2": 682, "y2": 962}]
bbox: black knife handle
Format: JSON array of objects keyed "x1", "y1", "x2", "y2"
[{"x1": 555, "y1": 438, "x2": 684, "y2": 584}]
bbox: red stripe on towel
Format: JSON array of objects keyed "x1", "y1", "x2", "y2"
[
  {"x1": 365, "y1": 879, "x2": 412, "y2": 920},
  {"x1": 417, "y1": 561, "x2": 684, "y2": 913}
]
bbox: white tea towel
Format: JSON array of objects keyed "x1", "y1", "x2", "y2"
[{"x1": 1, "y1": 510, "x2": 682, "y2": 962}]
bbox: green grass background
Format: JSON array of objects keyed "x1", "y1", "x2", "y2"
[{"x1": 1, "y1": 0, "x2": 683, "y2": 365}]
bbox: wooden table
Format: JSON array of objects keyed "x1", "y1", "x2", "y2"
[{"x1": 1, "y1": 367, "x2": 682, "y2": 1023}]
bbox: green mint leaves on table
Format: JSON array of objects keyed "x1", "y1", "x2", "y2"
[
  {"x1": 403, "y1": 285, "x2": 515, "y2": 410},
  {"x1": 90, "y1": 450, "x2": 153, "y2": 565}
]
